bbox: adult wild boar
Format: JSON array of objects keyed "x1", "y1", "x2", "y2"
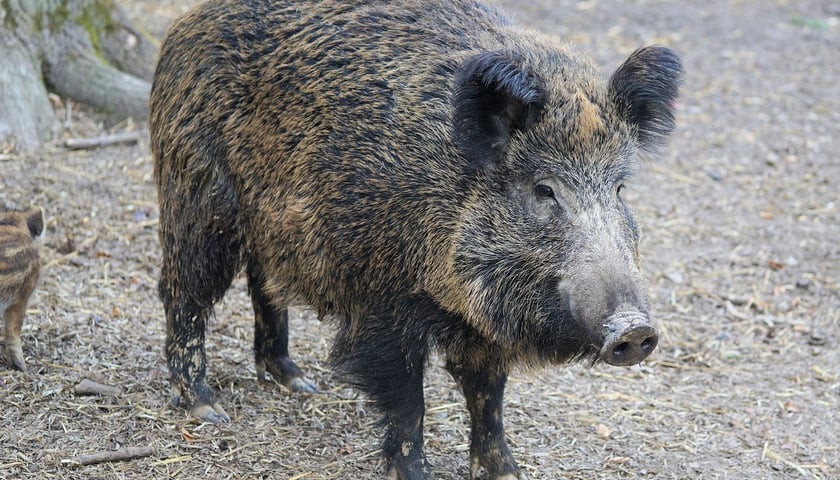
[{"x1": 150, "y1": 0, "x2": 682, "y2": 478}]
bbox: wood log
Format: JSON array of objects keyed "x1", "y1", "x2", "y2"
[
  {"x1": 74, "y1": 378, "x2": 122, "y2": 396},
  {"x1": 75, "y1": 446, "x2": 155, "y2": 466}
]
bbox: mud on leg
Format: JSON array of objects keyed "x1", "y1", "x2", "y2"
[
  {"x1": 163, "y1": 296, "x2": 230, "y2": 424},
  {"x1": 447, "y1": 353, "x2": 521, "y2": 480},
  {"x1": 157, "y1": 168, "x2": 242, "y2": 424}
]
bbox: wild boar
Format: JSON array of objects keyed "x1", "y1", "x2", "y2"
[{"x1": 150, "y1": 0, "x2": 682, "y2": 478}]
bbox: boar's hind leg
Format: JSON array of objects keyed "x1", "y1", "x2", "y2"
[
  {"x1": 161, "y1": 277, "x2": 233, "y2": 424},
  {"x1": 332, "y1": 317, "x2": 433, "y2": 479},
  {"x1": 158, "y1": 176, "x2": 241, "y2": 424},
  {"x1": 247, "y1": 262, "x2": 317, "y2": 393},
  {"x1": 447, "y1": 355, "x2": 522, "y2": 480}
]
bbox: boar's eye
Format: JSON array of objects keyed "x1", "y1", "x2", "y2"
[
  {"x1": 616, "y1": 183, "x2": 625, "y2": 196},
  {"x1": 535, "y1": 184, "x2": 555, "y2": 199}
]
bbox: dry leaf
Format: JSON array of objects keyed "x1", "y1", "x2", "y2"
[
  {"x1": 181, "y1": 428, "x2": 197, "y2": 442},
  {"x1": 595, "y1": 423, "x2": 612, "y2": 438}
]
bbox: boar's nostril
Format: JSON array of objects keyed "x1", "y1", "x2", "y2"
[
  {"x1": 640, "y1": 336, "x2": 656, "y2": 354},
  {"x1": 611, "y1": 342, "x2": 629, "y2": 360}
]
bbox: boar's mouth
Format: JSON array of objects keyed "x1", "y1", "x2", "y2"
[{"x1": 599, "y1": 310, "x2": 658, "y2": 366}]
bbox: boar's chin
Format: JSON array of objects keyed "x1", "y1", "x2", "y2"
[{"x1": 528, "y1": 307, "x2": 604, "y2": 365}]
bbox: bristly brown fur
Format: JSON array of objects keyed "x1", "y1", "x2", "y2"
[
  {"x1": 150, "y1": 0, "x2": 682, "y2": 478},
  {"x1": 0, "y1": 207, "x2": 44, "y2": 371}
]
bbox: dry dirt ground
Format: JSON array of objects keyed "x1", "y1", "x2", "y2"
[{"x1": 1, "y1": 0, "x2": 838, "y2": 479}]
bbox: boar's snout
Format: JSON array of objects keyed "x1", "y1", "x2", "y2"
[{"x1": 600, "y1": 310, "x2": 658, "y2": 366}]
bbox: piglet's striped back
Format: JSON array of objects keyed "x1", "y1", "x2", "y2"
[{"x1": 0, "y1": 208, "x2": 43, "y2": 309}]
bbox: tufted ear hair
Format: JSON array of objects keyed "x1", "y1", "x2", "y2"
[
  {"x1": 609, "y1": 46, "x2": 684, "y2": 152},
  {"x1": 452, "y1": 51, "x2": 546, "y2": 171}
]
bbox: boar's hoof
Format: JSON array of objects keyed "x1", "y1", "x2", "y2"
[
  {"x1": 470, "y1": 452, "x2": 524, "y2": 480},
  {"x1": 287, "y1": 376, "x2": 318, "y2": 393},
  {"x1": 171, "y1": 384, "x2": 231, "y2": 424},
  {"x1": 600, "y1": 313, "x2": 658, "y2": 366},
  {"x1": 387, "y1": 457, "x2": 433, "y2": 480},
  {"x1": 191, "y1": 403, "x2": 231, "y2": 424},
  {"x1": 257, "y1": 356, "x2": 319, "y2": 393},
  {"x1": 470, "y1": 463, "x2": 525, "y2": 480}
]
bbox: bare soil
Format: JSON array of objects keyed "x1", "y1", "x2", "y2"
[{"x1": 1, "y1": 1, "x2": 838, "y2": 479}]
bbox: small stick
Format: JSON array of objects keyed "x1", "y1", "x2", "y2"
[
  {"x1": 74, "y1": 378, "x2": 122, "y2": 397},
  {"x1": 63, "y1": 131, "x2": 142, "y2": 150},
  {"x1": 75, "y1": 447, "x2": 155, "y2": 466}
]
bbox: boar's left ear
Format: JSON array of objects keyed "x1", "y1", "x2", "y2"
[
  {"x1": 609, "y1": 46, "x2": 684, "y2": 151},
  {"x1": 453, "y1": 51, "x2": 546, "y2": 170}
]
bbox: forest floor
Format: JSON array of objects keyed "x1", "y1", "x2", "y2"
[{"x1": 1, "y1": 0, "x2": 838, "y2": 479}]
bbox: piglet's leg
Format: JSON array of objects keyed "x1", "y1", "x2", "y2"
[
  {"x1": 2, "y1": 260, "x2": 36, "y2": 371},
  {"x1": 447, "y1": 358, "x2": 523, "y2": 480},
  {"x1": 3, "y1": 298, "x2": 28, "y2": 370}
]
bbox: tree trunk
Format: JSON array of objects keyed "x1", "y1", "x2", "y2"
[
  {"x1": 0, "y1": 30, "x2": 57, "y2": 150},
  {"x1": 0, "y1": 0, "x2": 158, "y2": 151}
]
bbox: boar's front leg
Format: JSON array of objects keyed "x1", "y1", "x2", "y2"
[
  {"x1": 332, "y1": 314, "x2": 433, "y2": 480},
  {"x1": 382, "y1": 395, "x2": 429, "y2": 480},
  {"x1": 247, "y1": 262, "x2": 317, "y2": 393},
  {"x1": 447, "y1": 354, "x2": 522, "y2": 480}
]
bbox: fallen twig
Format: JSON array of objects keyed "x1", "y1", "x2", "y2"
[
  {"x1": 74, "y1": 378, "x2": 122, "y2": 397},
  {"x1": 74, "y1": 446, "x2": 154, "y2": 466},
  {"x1": 63, "y1": 131, "x2": 142, "y2": 150}
]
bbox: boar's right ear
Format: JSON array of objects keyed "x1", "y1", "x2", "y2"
[
  {"x1": 453, "y1": 51, "x2": 546, "y2": 170},
  {"x1": 609, "y1": 46, "x2": 684, "y2": 151}
]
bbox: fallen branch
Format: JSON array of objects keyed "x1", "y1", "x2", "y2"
[
  {"x1": 74, "y1": 378, "x2": 122, "y2": 397},
  {"x1": 63, "y1": 131, "x2": 142, "y2": 150},
  {"x1": 75, "y1": 446, "x2": 154, "y2": 466}
]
